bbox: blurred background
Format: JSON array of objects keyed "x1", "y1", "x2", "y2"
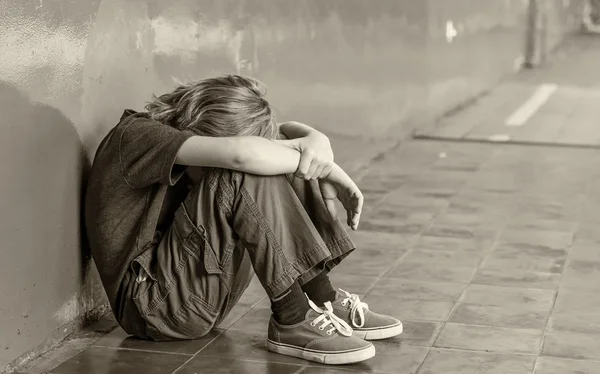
[{"x1": 1, "y1": 0, "x2": 599, "y2": 371}]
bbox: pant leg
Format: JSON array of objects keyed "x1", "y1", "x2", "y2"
[
  {"x1": 221, "y1": 169, "x2": 355, "y2": 298},
  {"x1": 285, "y1": 175, "x2": 356, "y2": 283},
  {"x1": 121, "y1": 167, "x2": 355, "y2": 340}
]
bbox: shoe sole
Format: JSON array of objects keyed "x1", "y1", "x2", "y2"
[
  {"x1": 267, "y1": 339, "x2": 375, "y2": 365},
  {"x1": 353, "y1": 321, "x2": 403, "y2": 340}
]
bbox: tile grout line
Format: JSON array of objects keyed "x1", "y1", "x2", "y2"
[
  {"x1": 533, "y1": 218, "x2": 578, "y2": 373},
  {"x1": 414, "y1": 347, "x2": 433, "y2": 374},
  {"x1": 428, "y1": 151, "x2": 507, "y2": 352},
  {"x1": 533, "y1": 288, "x2": 559, "y2": 374},
  {"x1": 169, "y1": 329, "x2": 226, "y2": 374},
  {"x1": 88, "y1": 345, "x2": 192, "y2": 357}
]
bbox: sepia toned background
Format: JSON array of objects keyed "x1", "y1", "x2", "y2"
[{"x1": 0, "y1": 0, "x2": 587, "y2": 370}]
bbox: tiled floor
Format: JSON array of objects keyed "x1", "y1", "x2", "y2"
[
  {"x1": 415, "y1": 34, "x2": 600, "y2": 147},
  {"x1": 19, "y1": 135, "x2": 600, "y2": 374}
]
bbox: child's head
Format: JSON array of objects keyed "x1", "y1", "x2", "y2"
[{"x1": 146, "y1": 75, "x2": 277, "y2": 139}]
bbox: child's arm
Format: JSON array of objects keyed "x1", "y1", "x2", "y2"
[
  {"x1": 277, "y1": 121, "x2": 323, "y2": 139},
  {"x1": 175, "y1": 135, "x2": 302, "y2": 176},
  {"x1": 176, "y1": 121, "x2": 335, "y2": 178},
  {"x1": 176, "y1": 134, "x2": 363, "y2": 229},
  {"x1": 274, "y1": 121, "x2": 334, "y2": 180}
]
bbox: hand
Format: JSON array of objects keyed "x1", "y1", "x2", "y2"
[
  {"x1": 319, "y1": 166, "x2": 363, "y2": 230},
  {"x1": 277, "y1": 132, "x2": 334, "y2": 180}
]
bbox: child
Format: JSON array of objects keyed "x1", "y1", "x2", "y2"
[{"x1": 85, "y1": 75, "x2": 402, "y2": 365}]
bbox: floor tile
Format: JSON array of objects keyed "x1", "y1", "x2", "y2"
[
  {"x1": 327, "y1": 273, "x2": 379, "y2": 295},
  {"x1": 574, "y1": 223, "x2": 600, "y2": 243},
  {"x1": 334, "y1": 248, "x2": 405, "y2": 277},
  {"x1": 368, "y1": 278, "x2": 466, "y2": 301},
  {"x1": 216, "y1": 303, "x2": 253, "y2": 329},
  {"x1": 408, "y1": 248, "x2": 487, "y2": 267},
  {"x1": 549, "y1": 290, "x2": 600, "y2": 333},
  {"x1": 177, "y1": 356, "x2": 302, "y2": 374},
  {"x1": 358, "y1": 219, "x2": 427, "y2": 236},
  {"x1": 449, "y1": 285, "x2": 555, "y2": 330},
  {"x1": 228, "y1": 307, "x2": 271, "y2": 333},
  {"x1": 48, "y1": 346, "x2": 189, "y2": 374},
  {"x1": 92, "y1": 327, "x2": 222, "y2": 355},
  {"x1": 297, "y1": 345, "x2": 428, "y2": 374},
  {"x1": 481, "y1": 245, "x2": 567, "y2": 275},
  {"x1": 368, "y1": 209, "x2": 434, "y2": 225},
  {"x1": 423, "y1": 224, "x2": 499, "y2": 241},
  {"x1": 193, "y1": 329, "x2": 408, "y2": 373},
  {"x1": 449, "y1": 190, "x2": 516, "y2": 211},
  {"x1": 433, "y1": 211, "x2": 505, "y2": 230},
  {"x1": 348, "y1": 230, "x2": 412, "y2": 252},
  {"x1": 448, "y1": 303, "x2": 551, "y2": 330},
  {"x1": 386, "y1": 250, "x2": 481, "y2": 283},
  {"x1": 419, "y1": 348, "x2": 535, "y2": 374},
  {"x1": 568, "y1": 242, "x2": 600, "y2": 262},
  {"x1": 435, "y1": 323, "x2": 542, "y2": 354},
  {"x1": 363, "y1": 295, "x2": 454, "y2": 322},
  {"x1": 472, "y1": 267, "x2": 561, "y2": 290},
  {"x1": 561, "y1": 260, "x2": 600, "y2": 291},
  {"x1": 535, "y1": 356, "x2": 600, "y2": 374},
  {"x1": 235, "y1": 276, "x2": 268, "y2": 307},
  {"x1": 298, "y1": 368, "x2": 365, "y2": 374},
  {"x1": 399, "y1": 320, "x2": 442, "y2": 347},
  {"x1": 412, "y1": 235, "x2": 495, "y2": 254},
  {"x1": 459, "y1": 284, "x2": 555, "y2": 307},
  {"x1": 196, "y1": 329, "x2": 307, "y2": 366},
  {"x1": 363, "y1": 344, "x2": 429, "y2": 373},
  {"x1": 381, "y1": 193, "x2": 449, "y2": 214},
  {"x1": 497, "y1": 229, "x2": 573, "y2": 252},
  {"x1": 505, "y1": 218, "x2": 578, "y2": 233},
  {"x1": 543, "y1": 330, "x2": 600, "y2": 360}
]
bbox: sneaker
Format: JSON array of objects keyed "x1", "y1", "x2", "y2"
[
  {"x1": 331, "y1": 289, "x2": 403, "y2": 340},
  {"x1": 267, "y1": 298, "x2": 376, "y2": 365}
]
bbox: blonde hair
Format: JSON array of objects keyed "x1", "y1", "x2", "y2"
[{"x1": 145, "y1": 75, "x2": 277, "y2": 139}]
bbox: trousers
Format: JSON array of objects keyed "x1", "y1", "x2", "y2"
[{"x1": 119, "y1": 168, "x2": 355, "y2": 341}]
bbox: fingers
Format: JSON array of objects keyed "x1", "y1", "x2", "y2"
[
  {"x1": 305, "y1": 162, "x2": 321, "y2": 180},
  {"x1": 319, "y1": 163, "x2": 334, "y2": 179},
  {"x1": 312, "y1": 164, "x2": 326, "y2": 180},
  {"x1": 295, "y1": 151, "x2": 313, "y2": 179},
  {"x1": 348, "y1": 191, "x2": 363, "y2": 231},
  {"x1": 296, "y1": 150, "x2": 335, "y2": 180},
  {"x1": 323, "y1": 198, "x2": 338, "y2": 221}
]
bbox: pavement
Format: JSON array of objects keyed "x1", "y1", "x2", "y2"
[
  {"x1": 15, "y1": 134, "x2": 600, "y2": 374},
  {"x1": 415, "y1": 34, "x2": 600, "y2": 147},
  {"x1": 14, "y1": 34, "x2": 600, "y2": 374}
]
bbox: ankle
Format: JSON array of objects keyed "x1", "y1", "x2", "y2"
[
  {"x1": 302, "y1": 271, "x2": 337, "y2": 306},
  {"x1": 271, "y1": 282, "x2": 309, "y2": 325}
]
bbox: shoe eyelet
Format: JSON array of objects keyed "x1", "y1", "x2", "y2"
[
  {"x1": 341, "y1": 302, "x2": 347, "y2": 306},
  {"x1": 327, "y1": 331, "x2": 333, "y2": 335},
  {"x1": 318, "y1": 326, "x2": 324, "y2": 331},
  {"x1": 310, "y1": 322, "x2": 315, "y2": 327}
]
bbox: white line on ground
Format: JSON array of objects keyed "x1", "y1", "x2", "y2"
[
  {"x1": 488, "y1": 134, "x2": 511, "y2": 142},
  {"x1": 505, "y1": 83, "x2": 558, "y2": 127}
]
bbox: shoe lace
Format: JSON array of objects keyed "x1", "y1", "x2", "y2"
[
  {"x1": 339, "y1": 289, "x2": 370, "y2": 328},
  {"x1": 308, "y1": 299, "x2": 353, "y2": 337}
]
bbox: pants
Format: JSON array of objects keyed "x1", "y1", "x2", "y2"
[{"x1": 118, "y1": 168, "x2": 356, "y2": 341}]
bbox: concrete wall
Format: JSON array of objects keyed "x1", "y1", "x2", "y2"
[
  {"x1": 0, "y1": 0, "x2": 582, "y2": 371},
  {"x1": 526, "y1": 0, "x2": 584, "y2": 66}
]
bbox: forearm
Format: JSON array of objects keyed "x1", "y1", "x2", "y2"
[
  {"x1": 236, "y1": 136, "x2": 301, "y2": 175},
  {"x1": 176, "y1": 135, "x2": 300, "y2": 175},
  {"x1": 325, "y1": 163, "x2": 356, "y2": 188},
  {"x1": 278, "y1": 121, "x2": 322, "y2": 139}
]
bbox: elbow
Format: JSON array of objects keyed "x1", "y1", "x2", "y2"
[{"x1": 230, "y1": 137, "x2": 251, "y2": 171}]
